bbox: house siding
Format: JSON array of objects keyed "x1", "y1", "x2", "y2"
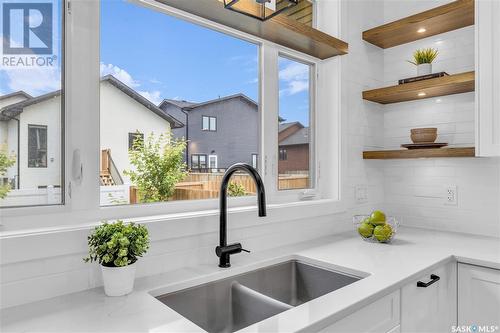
[
  {"x1": 99, "y1": 81, "x2": 171, "y2": 184},
  {"x1": 278, "y1": 144, "x2": 309, "y2": 173},
  {"x1": 166, "y1": 97, "x2": 259, "y2": 169}
]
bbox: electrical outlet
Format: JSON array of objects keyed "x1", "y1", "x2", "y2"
[
  {"x1": 444, "y1": 185, "x2": 458, "y2": 206},
  {"x1": 355, "y1": 185, "x2": 368, "y2": 204}
]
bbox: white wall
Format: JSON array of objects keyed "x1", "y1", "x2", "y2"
[
  {"x1": 377, "y1": 0, "x2": 500, "y2": 237},
  {"x1": 99, "y1": 81, "x2": 171, "y2": 184}
]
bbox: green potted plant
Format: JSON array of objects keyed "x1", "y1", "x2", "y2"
[
  {"x1": 84, "y1": 220, "x2": 149, "y2": 296},
  {"x1": 408, "y1": 48, "x2": 438, "y2": 76}
]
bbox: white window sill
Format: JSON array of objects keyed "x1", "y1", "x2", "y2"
[{"x1": 0, "y1": 198, "x2": 345, "y2": 239}]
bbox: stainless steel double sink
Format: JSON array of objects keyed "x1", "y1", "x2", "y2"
[{"x1": 155, "y1": 260, "x2": 363, "y2": 333}]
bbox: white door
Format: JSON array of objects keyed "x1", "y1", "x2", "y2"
[
  {"x1": 476, "y1": 0, "x2": 500, "y2": 156},
  {"x1": 208, "y1": 155, "x2": 217, "y2": 172},
  {"x1": 458, "y1": 263, "x2": 500, "y2": 328},
  {"x1": 401, "y1": 262, "x2": 457, "y2": 332}
]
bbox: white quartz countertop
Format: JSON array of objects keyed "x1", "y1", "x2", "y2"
[{"x1": 2, "y1": 226, "x2": 500, "y2": 333}]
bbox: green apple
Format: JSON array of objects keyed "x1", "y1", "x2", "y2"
[
  {"x1": 358, "y1": 222, "x2": 374, "y2": 238},
  {"x1": 373, "y1": 224, "x2": 393, "y2": 242},
  {"x1": 370, "y1": 210, "x2": 386, "y2": 226}
]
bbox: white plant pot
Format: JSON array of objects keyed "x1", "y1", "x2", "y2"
[
  {"x1": 101, "y1": 262, "x2": 137, "y2": 296},
  {"x1": 417, "y1": 63, "x2": 432, "y2": 76}
]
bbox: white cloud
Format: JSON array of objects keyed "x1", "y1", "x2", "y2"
[
  {"x1": 100, "y1": 63, "x2": 139, "y2": 88},
  {"x1": 279, "y1": 62, "x2": 309, "y2": 96},
  {"x1": 1, "y1": 67, "x2": 61, "y2": 96},
  {"x1": 139, "y1": 90, "x2": 162, "y2": 105},
  {"x1": 101, "y1": 62, "x2": 163, "y2": 104}
]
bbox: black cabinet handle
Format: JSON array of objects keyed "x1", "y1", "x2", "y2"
[{"x1": 417, "y1": 274, "x2": 440, "y2": 287}]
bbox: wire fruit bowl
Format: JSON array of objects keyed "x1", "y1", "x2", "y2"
[{"x1": 353, "y1": 215, "x2": 400, "y2": 243}]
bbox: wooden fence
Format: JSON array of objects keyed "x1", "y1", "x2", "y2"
[{"x1": 129, "y1": 173, "x2": 309, "y2": 203}]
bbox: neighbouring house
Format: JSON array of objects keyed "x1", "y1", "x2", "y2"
[
  {"x1": 278, "y1": 121, "x2": 310, "y2": 174},
  {"x1": 159, "y1": 94, "x2": 259, "y2": 171},
  {"x1": 0, "y1": 75, "x2": 182, "y2": 190}
]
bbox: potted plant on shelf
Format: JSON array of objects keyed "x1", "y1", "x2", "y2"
[
  {"x1": 84, "y1": 220, "x2": 150, "y2": 296},
  {"x1": 408, "y1": 48, "x2": 438, "y2": 76}
]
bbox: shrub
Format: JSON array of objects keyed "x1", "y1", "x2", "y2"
[
  {"x1": 0, "y1": 148, "x2": 15, "y2": 199},
  {"x1": 84, "y1": 221, "x2": 150, "y2": 267},
  {"x1": 124, "y1": 132, "x2": 187, "y2": 203},
  {"x1": 228, "y1": 181, "x2": 246, "y2": 197}
]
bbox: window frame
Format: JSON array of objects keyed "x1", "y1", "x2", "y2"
[
  {"x1": 279, "y1": 147, "x2": 287, "y2": 161},
  {"x1": 27, "y1": 124, "x2": 49, "y2": 168},
  {"x1": 202, "y1": 115, "x2": 217, "y2": 132},
  {"x1": 128, "y1": 132, "x2": 144, "y2": 151},
  {"x1": 0, "y1": 0, "x2": 343, "y2": 231},
  {"x1": 277, "y1": 53, "x2": 315, "y2": 192},
  {"x1": 191, "y1": 154, "x2": 207, "y2": 170}
]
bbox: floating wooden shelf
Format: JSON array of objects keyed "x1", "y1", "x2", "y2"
[
  {"x1": 362, "y1": 71, "x2": 475, "y2": 104},
  {"x1": 363, "y1": 0, "x2": 474, "y2": 49},
  {"x1": 156, "y1": 0, "x2": 348, "y2": 59},
  {"x1": 363, "y1": 147, "x2": 476, "y2": 159}
]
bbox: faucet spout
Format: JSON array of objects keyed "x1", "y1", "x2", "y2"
[{"x1": 216, "y1": 163, "x2": 266, "y2": 268}]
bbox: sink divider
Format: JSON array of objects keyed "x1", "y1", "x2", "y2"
[{"x1": 231, "y1": 281, "x2": 293, "y2": 324}]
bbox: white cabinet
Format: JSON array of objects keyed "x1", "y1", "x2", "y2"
[
  {"x1": 476, "y1": 0, "x2": 500, "y2": 156},
  {"x1": 458, "y1": 263, "x2": 500, "y2": 327},
  {"x1": 318, "y1": 290, "x2": 400, "y2": 333},
  {"x1": 401, "y1": 262, "x2": 457, "y2": 332}
]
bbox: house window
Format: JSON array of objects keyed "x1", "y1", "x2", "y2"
[
  {"x1": 202, "y1": 116, "x2": 217, "y2": 131},
  {"x1": 278, "y1": 56, "x2": 313, "y2": 190},
  {"x1": 128, "y1": 132, "x2": 144, "y2": 150},
  {"x1": 191, "y1": 154, "x2": 207, "y2": 170},
  {"x1": 28, "y1": 125, "x2": 48, "y2": 168},
  {"x1": 279, "y1": 148, "x2": 287, "y2": 161}
]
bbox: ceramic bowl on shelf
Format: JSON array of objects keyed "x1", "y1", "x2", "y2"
[
  {"x1": 353, "y1": 215, "x2": 400, "y2": 243},
  {"x1": 411, "y1": 127, "x2": 437, "y2": 143}
]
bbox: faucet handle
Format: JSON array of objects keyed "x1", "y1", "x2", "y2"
[{"x1": 241, "y1": 248, "x2": 251, "y2": 253}]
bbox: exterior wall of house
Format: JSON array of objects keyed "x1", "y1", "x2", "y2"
[
  {"x1": 278, "y1": 144, "x2": 309, "y2": 173},
  {"x1": 185, "y1": 97, "x2": 258, "y2": 169},
  {"x1": 160, "y1": 103, "x2": 187, "y2": 139},
  {"x1": 1, "y1": 95, "x2": 29, "y2": 185},
  {"x1": 99, "y1": 81, "x2": 171, "y2": 184},
  {"x1": 0, "y1": 122, "x2": 7, "y2": 146},
  {"x1": 17, "y1": 97, "x2": 62, "y2": 189}
]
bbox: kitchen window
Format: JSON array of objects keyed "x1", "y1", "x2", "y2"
[
  {"x1": 1, "y1": 0, "x2": 341, "y2": 230},
  {"x1": 28, "y1": 125, "x2": 48, "y2": 168},
  {"x1": 202, "y1": 116, "x2": 217, "y2": 131},
  {"x1": 278, "y1": 56, "x2": 313, "y2": 191},
  {"x1": 99, "y1": 0, "x2": 259, "y2": 206},
  {"x1": 0, "y1": 0, "x2": 63, "y2": 208}
]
